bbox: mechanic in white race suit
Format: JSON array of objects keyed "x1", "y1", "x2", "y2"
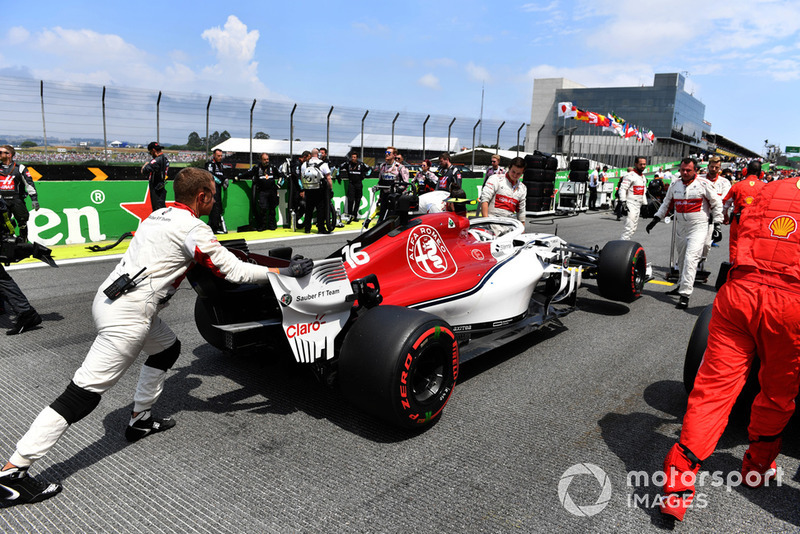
[
  {"x1": 699, "y1": 156, "x2": 731, "y2": 271},
  {"x1": 646, "y1": 158, "x2": 722, "y2": 309},
  {"x1": 0, "y1": 167, "x2": 313, "y2": 507},
  {"x1": 480, "y1": 157, "x2": 527, "y2": 221},
  {"x1": 617, "y1": 156, "x2": 648, "y2": 240}
]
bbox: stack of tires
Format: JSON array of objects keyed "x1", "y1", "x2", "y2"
[
  {"x1": 523, "y1": 153, "x2": 558, "y2": 212},
  {"x1": 568, "y1": 159, "x2": 590, "y2": 182}
]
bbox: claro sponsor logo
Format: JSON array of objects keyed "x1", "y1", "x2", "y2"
[
  {"x1": 406, "y1": 225, "x2": 457, "y2": 280},
  {"x1": 286, "y1": 315, "x2": 326, "y2": 338}
]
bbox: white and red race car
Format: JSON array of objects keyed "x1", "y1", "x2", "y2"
[{"x1": 190, "y1": 207, "x2": 647, "y2": 429}]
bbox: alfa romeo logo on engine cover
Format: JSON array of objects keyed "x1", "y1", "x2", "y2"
[{"x1": 406, "y1": 225, "x2": 457, "y2": 280}]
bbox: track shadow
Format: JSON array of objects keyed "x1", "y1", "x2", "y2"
[{"x1": 600, "y1": 380, "x2": 800, "y2": 528}]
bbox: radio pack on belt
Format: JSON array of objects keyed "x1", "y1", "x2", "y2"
[{"x1": 104, "y1": 267, "x2": 147, "y2": 300}]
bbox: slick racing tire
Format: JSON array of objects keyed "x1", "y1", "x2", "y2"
[
  {"x1": 597, "y1": 240, "x2": 646, "y2": 302},
  {"x1": 683, "y1": 303, "x2": 761, "y2": 402},
  {"x1": 338, "y1": 306, "x2": 459, "y2": 430},
  {"x1": 683, "y1": 304, "x2": 713, "y2": 394},
  {"x1": 194, "y1": 298, "x2": 226, "y2": 351}
]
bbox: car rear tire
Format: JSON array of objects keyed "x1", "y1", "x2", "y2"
[
  {"x1": 597, "y1": 240, "x2": 646, "y2": 302},
  {"x1": 683, "y1": 303, "x2": 761, "y2": 402},
  {"x1": 683, "y1": 304, "x2": 713, "y2": 394},
  {"x1": 338, "y1": 306, "x2": 459, "y2": 429}
]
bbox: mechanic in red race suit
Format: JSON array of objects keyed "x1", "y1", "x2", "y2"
[
  {"x1": 141, "y1": 141, "x2": 170, "y2": 211},
  {"x1": 659, "y1": 175, "x2": 800, "y2": 522},
  {"x1": 377, "y1": 146, "x2": 409, "y2": 220},
  {"x1": 0, "y1": 167, "x2": 313, "y2": 507},
  {"x1": 617, "y1": 156, "x2": 647, "y2": 240},
  {"x1": 480, "y1": 157, "x2": 527, "y2": 221},
  {"x1": 723, "y1": 160, "x2": 765, "y2": 262},
  {"x1": 646, "y1": 158, "x2": 722, "y2": 309},
  {"x1": 0, "y1": 145, "x2": 39, "y2": 242}
]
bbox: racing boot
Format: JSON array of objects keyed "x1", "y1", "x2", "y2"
[
  {"x1": 6, "y1": 308, "x2": 42, "y2": 335},
  {"x1": 0, "y1": 466, "x2": 62, "y2": 507},
  {"x1": 661, "y1": 443, "x2": 702, "y2": 521},
  {"x1": 741, "y1": 436, "x2": 781, "y2": 488},
  {"x1": 125, "y1": 410, "x2": 176, "y2": 442}
]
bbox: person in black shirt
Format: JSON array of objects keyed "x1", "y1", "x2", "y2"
[
  {"x1": 239, "y1": 153, "x2": 280, "y2": 231},
  {"x1": 141, "y1": 142, "x2": 170, "y2": 211},
  {"x1": 339, "y1": 151, "x2": 371, "y2": 222},
  {"x1": 0, "y1": 197, "x2": 42, "y2": 335},
  {"x1": 0, "y1": 145, "x2": 40, "y2": 242},
  {"x1": 436, "y1": 153, "x2": 462, "y2": 192},
  {"x1": 205, "y1": 149, "x2": 228, "y2": 234}
]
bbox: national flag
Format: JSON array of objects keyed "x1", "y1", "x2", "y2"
[
  {"x1": 575, "y1": 109, "x2": 589, "y2": 122},
  {"x1": 598, "y1": 114, "x2": 611, "y2": 128},
  {"x1": 625, "y1": 124, "x2": 638, "y2": 139},
  {"x1": 645, "y1": 130, "x2": 655, "y2": 143},
  {"x1": 557, "y1": 102, "x2": 577, "y2": 119}
]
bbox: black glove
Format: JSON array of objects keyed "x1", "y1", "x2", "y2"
[
  {"x1": 278, "y1": 255, "x2": 313, "y2": 277},
  {"x1": 712, "y1": 223, "x2": 723, "y2": 243},
  {"x1": 646, "y1": 216, "x2": 660, "y2": 234}
]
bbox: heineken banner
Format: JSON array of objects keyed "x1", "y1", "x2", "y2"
[
  {"x1": 27, "y1": 179, "x2": 488, "y2": 246},
  {"x1": 24, "y1": 164, "x2": 666, "y2": 246}
]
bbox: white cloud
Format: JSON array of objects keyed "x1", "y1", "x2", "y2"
[
  {"x1": 9, "y1": 27, "x2": 30, "y2": 42},
  {"x1": 351, "y1": 21, "x2": 390, "y2": 35},
  {"x1": 424, "y1": 57, "x2": 458, "y2": 69},
  {"x1": 202, "y1": 15, "x2": 259, "y2": 64},
  {"x1": 525, "y1": 62, "x2": 654, "y2": 89},
  {"x1": 418, "y1": 73, "x2": 441, "y2": 90},
  {"x1": 466, "y1": 62, "x2": 491, "y2": 83},
  {"x1": 521, "y1": 1, "x2": 559, "y2": 12}
]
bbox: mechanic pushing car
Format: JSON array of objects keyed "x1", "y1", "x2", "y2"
[
  {"x1": 659, "y1": 175, "x2": 800, "y2": 522},
  {"x1": 0, "y1": 168, "x2": 313, "y2": 507}
]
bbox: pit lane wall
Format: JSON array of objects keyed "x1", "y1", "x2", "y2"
[{"x1": 21, "y1": 161, "x2": 679, "y2": 246}]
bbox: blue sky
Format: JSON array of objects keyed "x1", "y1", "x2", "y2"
[{"x1": 2, "y1": 0, "x2": 799, "y2": 154}]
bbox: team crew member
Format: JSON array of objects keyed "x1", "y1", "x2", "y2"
[
  {"x1": 659, "y1": 176, "x2": 800, "y2": 522},
  {"x1": 699, "y1": 156, "x2": 731, "y2": 270},
  {"x1": 587, "y1": 166, "x2": 600, "y2": 210},
  {"x1": 0, "y1": 145, "x2": 39, "y2": 242},
  {"x1": 482, "y1": 154, "x2": 506, "y2": 186},
  {"x1": 301, "y1": 149, "x2": 333, "y2": 234},
  {"x1": 436, "y1": 153, "x2": 461, "y2": 192},
  {"x1": 0, "y1": 168, "x2": 313, "y2": 507},
  {"x1": 415, "y1": 159, "x2": 438, "y2": 194},
  {"x1": 618, "y1": 156, "x2": 648, "y2": 240},
  {"x1": 339, "y1": 151, "x2": 370, "y2": 222},
  {"x1": 480, "y1": 157, "x2": 527, "y2": 222},
  {"x1": 206, "y1": 149, "x2": 228, "y2": 234},
  {"x1": 377, "y1": 147, "x2": 409, "y2": 219},
  {"x1": 646, "y1": 158, "x2": 722, "y2": 309},
  {"x1": 0, "y1": 197, "x2": 42, "y2": 335},
  {"x1": 239, "y1": 153, "x2": 280, "y2": 231},
  {"x1": 141, "y1": 142, "x2": 170, "y2": 211},
  {"x1": 723, "y1": 160, "x2": 765, "y2": 262}
]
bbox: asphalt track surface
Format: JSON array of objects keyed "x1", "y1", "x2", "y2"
[{"x1": 2, "y1": 210, "x2": 799, "y2": 533}]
